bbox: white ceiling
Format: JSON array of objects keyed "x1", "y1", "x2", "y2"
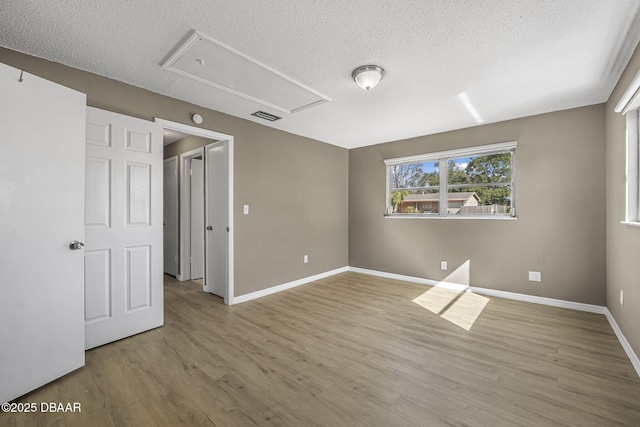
[{"x1": 1, "y1": 1, "x2": 640, "y2": 149}]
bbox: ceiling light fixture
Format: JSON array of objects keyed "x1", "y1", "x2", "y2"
[{"x1": 352, "y1": 65, "x2": 385, "y2": 91}]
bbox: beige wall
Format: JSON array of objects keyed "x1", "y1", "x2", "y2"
[
  {"x1": 0, "y1": 47, "x2": 349, "y2": 297},
  {"x1": 606, "y1": 43, "x2": 640, "y2": 355},
  {"x1": 350, "y1": 104, "x2": 606, "y2": 305}
]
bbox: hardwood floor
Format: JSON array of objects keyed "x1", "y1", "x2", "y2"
[{"x1": 3, "y1": 272, "x2": 640, "y2": 426}]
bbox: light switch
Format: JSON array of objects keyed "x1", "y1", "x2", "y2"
[{"x1": 243, "y1": 205, "x2": 249, "y2": 215}]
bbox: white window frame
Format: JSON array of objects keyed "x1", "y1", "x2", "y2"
[
  {"x1": 384, "y1": 141, "x2": 518, "y2": 219},
  {"x1": 616, "y1": 69, "x2": 640, "y2": 226}
]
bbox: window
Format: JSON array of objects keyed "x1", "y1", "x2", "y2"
[
  {"x1": 385, "y1": 142, "x2": 517, "y2": 218},
  {"x1": 616, "y1": 70, "x2": 640, "y2": 225}
]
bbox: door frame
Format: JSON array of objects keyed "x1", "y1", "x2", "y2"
[
  {"x1": 155, "y1": 118, "x2": 235, "y2": 304},
  {"x1": 179, "y1": 147, "x2": 204, "y2": 283}
]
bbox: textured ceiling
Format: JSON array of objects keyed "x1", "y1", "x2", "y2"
[{"x1": 1, "y1": 0, "x2": 640, "y2": 149}]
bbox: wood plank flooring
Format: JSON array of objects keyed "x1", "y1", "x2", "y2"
[{"x1": 3, "y1": 272, "x2": 640, "y2": 426}]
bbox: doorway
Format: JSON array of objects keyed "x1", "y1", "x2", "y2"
[{"x1": 157, "y1": 118, "x2": 235, "y2": 304}]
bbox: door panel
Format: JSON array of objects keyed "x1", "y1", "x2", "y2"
[
  {"x1": 84, "y1": 249, "x2": 111, "y2": 322},
  {"x1": 0, "y1": 62, "x2": 86, "y2": 403},
  {"x1": 85, "y1": 157, "x2": 111, "y2": 227},
  {"x1": 205, "y1": 141, "x2": 228, "y2": 299},
  {"x1": 84, "y1": 107, "x2": 163, "y2": 350},
  {"x1": 163, "y1": 157, "x2": 178, "y2": 276},
  {"x1": 126, "y1": 162, "x2": 151, "y2": 225},
  {"x1": 190, "y1": 158, "x2": 204, "y2": 280},
  {"x1": 125, "y1": 245, "x2": 152, "y2": 310}
]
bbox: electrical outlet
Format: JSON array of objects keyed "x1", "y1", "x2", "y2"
[
  {"x1": 243, "y1": 205, "x2": 249, "y2": 215},
  {"x1": 304, "y1": 255, "x2": 309, "y2": 264},
  {"x1": 528, "y1": 271, "x2": 541, "y2": 282},
  {"x1": 441, "y1": 261, "x2": 447, "y2": 270},
  {"x1": 620, "y1": 290, "x2": 624, "y2": 306}
]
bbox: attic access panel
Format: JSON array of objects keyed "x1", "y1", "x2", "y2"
[{"x1": 162, "y1": 30, "x2": 330, "y2": 115}]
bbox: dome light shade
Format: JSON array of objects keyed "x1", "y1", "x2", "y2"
[{"x1": 352, "y1": 65, "x2": 385, "y2": 91}]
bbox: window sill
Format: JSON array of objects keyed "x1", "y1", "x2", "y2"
[
  {"x1": 621, "y1": 220, "x2": 640, "y2": 228},
  {"x1": 384, "y1": 214, "x2": 517, "y2": 221}
]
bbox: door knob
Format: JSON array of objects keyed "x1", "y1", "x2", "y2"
[
  {"x1": 206, "y1": 226, "x2": 213, "y2": 231},
  {"x1": 69, "y1": 241, "x2": 85, "y2": 250}
]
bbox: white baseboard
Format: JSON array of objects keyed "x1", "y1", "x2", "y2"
[
  {"x1": 604, "y1": 308, "x2": 640, "y2": 377},
  {"x1": 348, "y1": 266, "x2": 471, "y2": 291},
  {"x1": 231, "y1": 266, "x2": 349, "y2": 305},
  {"x1": 348, "y1": 266, "x2": 639, "y2": 378},
  {"x1": 468, "y1": 287, "x2": 606, "y2": 314},
  {"x1": 348, "y1": 266, "x2": 440, "y2": 287},
  {"x1": 348, "y1": 266, "x2": 605, "y2": 312}
]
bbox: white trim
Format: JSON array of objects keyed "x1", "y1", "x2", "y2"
[
  {"x1": 232, "y1": 267, "x2": 348, "y2": 305},
  {"x1": 156, "y1": 118, "x2": 233, "y2": 141},
  {"x1": 383, "y1": 141, "x2": 518, "y2": 166},
  {"x1": 348, "y1": 267, "x2": 604, "y2": 313},
  {"x1": 226, "y1": 138, "x2": 235, "y2": 305},
  {"x1": 384, "y1": 215, "x2": 517, "y2": 221},
  {"x1": 155, "y1": 118, "x2": 235, "y2": 305},
  {"x1": 385, "y1": 166, "x2": 391, "y2": 215},
  {"x1": 604, "y1": 308, "x2": 640, "y2": 377},
  {"x1": 439, "y1": 158, "x2": 448, "y2": 216},
  {"x1": 468, "y1": 287, "x2": 605, "y2": 314},
  {"x1": 625, "y1": 110, "x2": 640, "y2": 222},
  {"x1": 348, "y1": 266, "x2": 639, "y2": 378},
  {"x1": 615, "y1": 69, "x2": 640, "y2": 114},
  {"x1": 621, "y1": 220, "x2": 640, "y2": 228},
  {"x1": 348, "y1": 267, "x2": 440, "y2": 286}
]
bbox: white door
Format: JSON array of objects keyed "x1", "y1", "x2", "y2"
[
  {"x1": 84, "y1": 107, "x2": 163, "y2": 350},
  {"x1": 205, "y1": 141, "x2": 229, "y2": 299},
  {"x1": 0, "y1": 63, "x2": 86, "y2": 403},
  {"x1": 163, "y1": 157, "x2": 178, "y2": 276},
  {"x1": 190, "y1": 158, "x2": 205, "y2": 280}
]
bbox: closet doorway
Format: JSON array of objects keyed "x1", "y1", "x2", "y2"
[{"x1": 158, "y1": 118, "x2": 234, "y2": 304}]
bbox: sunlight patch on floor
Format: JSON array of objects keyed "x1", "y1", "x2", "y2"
[
  {"x1": 440, "y1": 291, "x2": 489, "y2": 331},
  {"x1": 413, "y1": 285, "x2": 465, "y2": 314},
  {"x1": 411, "y1": 260, "x2": 489, "y2": 331}
]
